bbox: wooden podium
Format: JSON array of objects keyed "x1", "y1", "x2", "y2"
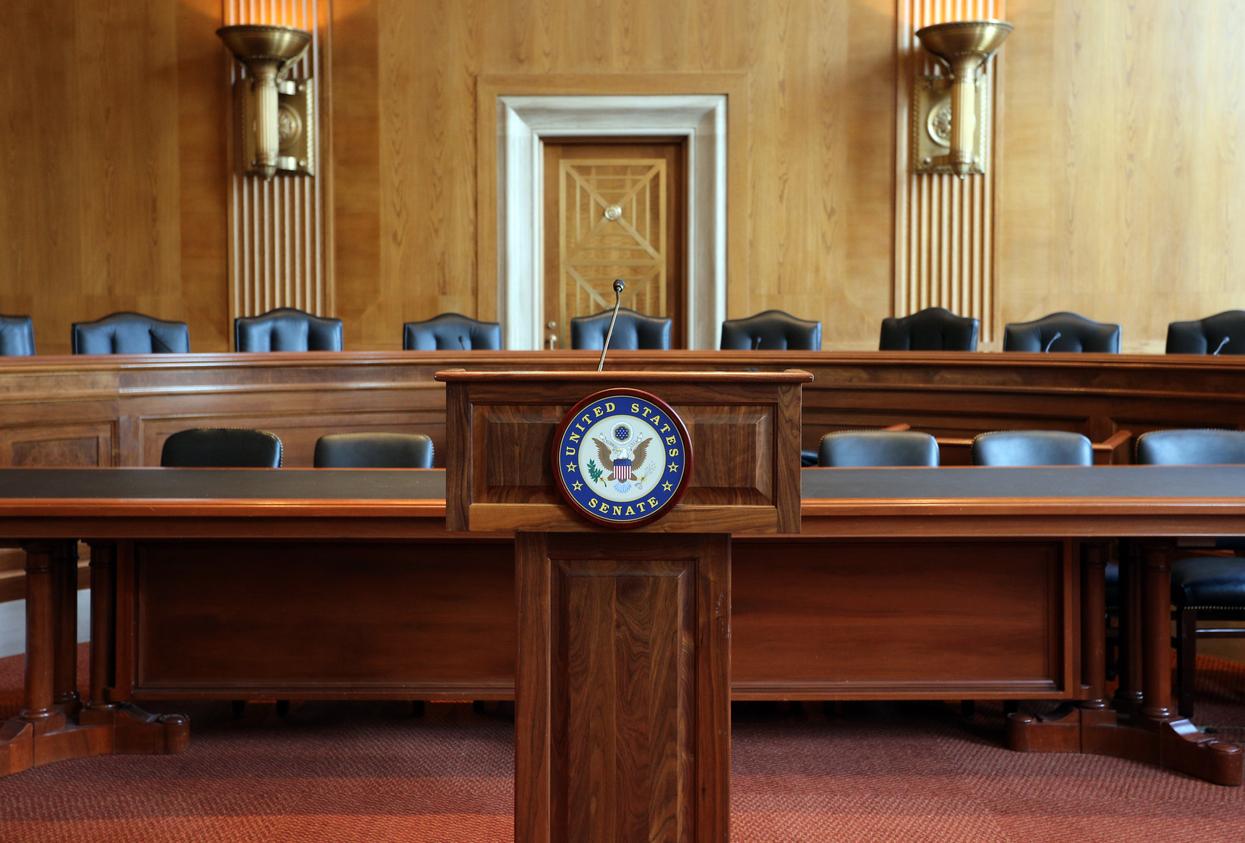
[{"x1": 436, "y1": 370, "x2": 811, "y2": 843}]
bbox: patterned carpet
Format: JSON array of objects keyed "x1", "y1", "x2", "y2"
[{"x1": 0, "y1": 649, "x2": 1243, "y2": 841}]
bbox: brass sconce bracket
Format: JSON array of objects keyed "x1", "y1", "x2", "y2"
[
  {"x1": 912, "y1": 73, "x2": 988, "y2": 176},
  {"x1": 912, "y1": 20, "x2": 1012, "y2": 177},
  {"x1": 233, "y1": 76, "x2": 315, "y2": 177},
  {"x1": 217, "y1": 24, "x2": 314, "y2": 180}
]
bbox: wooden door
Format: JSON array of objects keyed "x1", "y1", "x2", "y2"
[{"x1": 543, "y1": 139, "x2": 686, "y2": 349}]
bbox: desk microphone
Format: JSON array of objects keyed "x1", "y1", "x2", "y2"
[
  {"x1": 596, "y1": 279, "x2": 626, "y2": 372},
  {"x1": 751, "y1": 336, "x2": 763, "y2": 350},
  {"x1": 1042, "y1": 331, "x2": 1062, "y2": 353},
  {"x1": 1212, "y1": 336, "x2": 1231, "y2": 355}
]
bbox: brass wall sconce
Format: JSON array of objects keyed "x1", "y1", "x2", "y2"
[
  {"x1": 913, "y1": 20, "x2": 1012, "y2": 177},
  {"x1": 216, "y1": 24, "x2": 315, "y2": 180}
]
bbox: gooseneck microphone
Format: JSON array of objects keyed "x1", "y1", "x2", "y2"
[
  {"x1": 596, "y1": 279, "x2": 626, "y2": 372},
  {"x1": 1212, "y1": 336, "x2": 1231, "y2": 355},
  {"x1": 1042, "y1": 331, "x2": 1063, "y2": 353}
]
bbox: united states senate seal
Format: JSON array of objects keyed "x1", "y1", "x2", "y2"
[{"x1": 553, "y1": 388, "x2": 692, "y2": 527}]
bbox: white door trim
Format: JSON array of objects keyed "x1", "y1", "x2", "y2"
[{"x1": 496, "y1": 95, "x2": 727, "y2": 350}]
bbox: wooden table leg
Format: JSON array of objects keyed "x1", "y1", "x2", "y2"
[
  {"x1": 1113, "y1": 543, "x2": 1144, "y2": 712},
  {"x1": 78, "y1": 540, "x2": 190, "y2": 756},
  {"x1": 52, "y1": 541, "x2": 81, "y2": 711},
  {"x1": 515, "y1": 532, "x2": 730, "y2": 842},
  {"x1": 1, "y1": 541, "x2": 189, "y2": 778},
  {"x1": 85, "y1": 542, "x2": 117, "y2": 714},
  {"x1": 1139, "y1": 546, "x2": 1242, "y2": 785},
  {"x1": 1081, "y1": 543, "x2": 1109, "y2": 711},
  {"x1": 21, "y1": 544, "x2": 59, "y2": 729},
  {"x1": 1009, "y1": 542, "x2": 1115, "y2": 751},
  {"x1": 1011, "y1": 540, "x2": 1244, "y2": 785}
]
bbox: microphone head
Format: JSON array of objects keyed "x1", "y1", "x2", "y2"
[{"x1": 612, "y1": 279, "x2": 625, "y2": 295}]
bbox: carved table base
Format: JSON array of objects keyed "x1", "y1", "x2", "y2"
[
  {"x1": 1008, "y1": 707, "x2": 1242, "y2": 787},
  {"x1": 0, "y1": 542, "x2": 188, "y2": 777},
  {"x1": 1006, "y1": 543, "x2": 1243, "y2": 786}
]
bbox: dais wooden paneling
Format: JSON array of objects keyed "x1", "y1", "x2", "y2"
[
  {"x1": 732, "y1": 539, "x2": 1071, "y2": 698},
  {"x1": 1, "y1": 351, "x2": 1244, "y2": 474}
]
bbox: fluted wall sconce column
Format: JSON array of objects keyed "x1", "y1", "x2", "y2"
[
  {"x1": 220, "y1": 1, "x2": 333, "y2": 346},
  {"x1": 894, "y1": 1, "x2": 1007, "y2": 347},
  {"x1": 217, "y1": 24, "x2": 314, "y2": 180},
  {"x1": 913, "y1": 20, "x2": 1012, "y2": 177}
]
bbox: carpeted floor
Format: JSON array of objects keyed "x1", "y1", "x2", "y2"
[{"x1": 0, "y1": 649, "x2": 1243, "y2": 841}]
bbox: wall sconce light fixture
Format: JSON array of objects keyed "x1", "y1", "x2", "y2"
[
  {"x1": 216, "y1": 24, "x2": 315, "y2": 180},
  {"x1": 913, "y1": 20, "x2": 1012, "y2": 177}
]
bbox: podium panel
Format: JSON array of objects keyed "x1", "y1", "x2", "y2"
[
  {"x1": 515, "y1": 532, "x2": 729, "y2": 843},
  {"x1": 437, "y1": 370, "x2": 810, "y2": 841},
  {"x1": 438, "y1": 371, "x2": 810, "y2": 534}
]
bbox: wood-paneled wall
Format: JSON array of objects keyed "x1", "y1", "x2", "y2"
[
  {"x1": 998, "y1": 0, "x2": 1245, "y2": 352},
  {"x1": 328, "y1": 0, "x2": 897, "y2": 350},
  {"x1": 0, "y1": 0, "x2": 228, "y2": 355},
  {"x1": 1, "y1": 0, "x2": 1242, "y2": 353}
]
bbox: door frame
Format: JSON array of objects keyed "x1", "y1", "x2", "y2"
[{"x1": 491, "y1": 94, "x2": 728, "y2": 350}]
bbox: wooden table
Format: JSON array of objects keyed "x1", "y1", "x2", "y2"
[{"x1": 0, "y1": 466, "x2": 1242, "y2": 816}]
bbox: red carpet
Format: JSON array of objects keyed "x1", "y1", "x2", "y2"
[{"x1": 0, "y1": 648, "x2": 1243, "y2": 841}]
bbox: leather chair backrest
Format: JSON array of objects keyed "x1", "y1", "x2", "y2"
[
  {"x1": 1002, "y1": 312, "x2": 1120, "y2": 353},
  {"x1": 720, "y1": 309, "x2": 822, "y2": 350},
  {"x1": 160, "y1": 428, "x2": 283, "y2": 468},
  {"x1": 235, "y1": 308, "x2": 343, "y2": 352},
  {"x1": 972, "y1": 430, "x2": 1092, "y2": 466},
  {"x1": 0, "y1": 315, "x2": 35, "y2": 356},
  {"x1": 1135, "y1": 429, "x2": 1245, "y2": 466},
  {"x1": 1166, "y1": 310, "x2": 1245, "y2": 355},
  {"x1": 818, "y1": 431, "x2": 940, "y2": 467},
  {"x1": 570, "y1": 308, "x2": 672, "y2": 350},
  {"x1": 72, "y1": 312, "x2": 189, "y2": 354},
  {"x1": 314, "y1": 432, "x2": 434, "y2": 468},
  {"x1": 403, "y1": 313, "x2": 502, "y2": 351},
  {"x1": 879, "y1": 307, "x2": 979, "y2": 351}
]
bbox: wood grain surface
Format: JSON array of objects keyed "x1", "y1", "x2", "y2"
[
  {"x1": 516, "y1": 532, "x2": 729, "y2": 842},
  {"x1": 0, "y1": 0, "x2": 227, "y2": 355},
  {"x1": 0, "y1": 351, "x2": 1242, "y2": 479},
  {"x1": 439, "y1": 370, "x2": 807, "y2": 534},
  {"x1": 3, "y1": 1, "x2": 1241, "y2": 353}
]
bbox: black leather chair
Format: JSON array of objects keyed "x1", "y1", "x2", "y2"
[
  {"x1": 720, "y1": 310, "x2": 822, "y2": 350},
  {"x1": 314, "y1": 433, "x2": 434, "y2": 468},
  {"x1": 72, "y1": 312, "x2": 189, "y2": 354},
  {"x1": 1166, "y1": 310, "x2": 1245, "y2": 355},
  {"x1": 818, "y1": 431, "x2": 939, "y2": 467},
  {"x1": 879, "y1": 307, "x2": 979, "y2": 351},
  {"x1": 235, "y1": 308, "x2": 343, "y2": 352},
  {"x1": 570, "y1": 308, "x2": 672, "y2": 350},
  {"x1": 160, "y1": 428, "x2": 283, "y2": 468},
  {"x1": 971, "y1": 431, "x2": 1093, "y2": 467},
  {"x1": 403, "y1": 314, "x2": 501, "y2": 351},
  {"x1": 1136, "y1": 428, "x2": 1245, "y2": 716},
  {"x1": 0, "y1": 315, "x2": 35, "y2": 356},
  {"x1": 1002, "y1": 312, "x2": 1120, "y2": 353}
]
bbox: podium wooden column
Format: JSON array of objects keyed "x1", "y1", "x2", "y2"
[{"x1": 436, "y1": 370, "x2": 810, "y2": 843}]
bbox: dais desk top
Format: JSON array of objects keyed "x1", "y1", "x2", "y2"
[
  {"x1": 0, "y1": 467, "x2": 1240, "y2": 541},
  {"x1": 0, "y1": 465, "x2": 1241, "y2": 502}
]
